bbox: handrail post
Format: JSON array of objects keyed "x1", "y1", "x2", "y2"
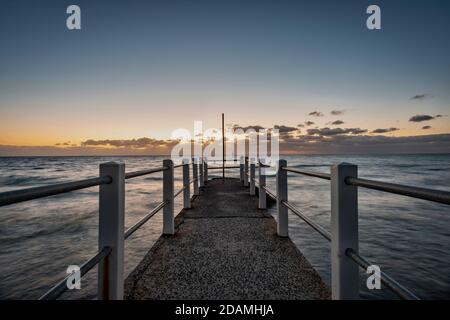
[
  {"x1": 192, "y1": 157, "x2": 199, "y2": 196},
  {"x1": 163, "y1": 159, "x2": 174, "y2": 235},
  {"x1": 199, "y1": 159, "x2": 204, "y2": 188},
  {"x1": 240, "y1": 156, "x2": 244, "y2": 185},
  {"x1": 244, "y1": 157, "x2": 249, "y2": 187},
  {"x1": 204, "y1": 158, "x2": 208, "y2": 184},
  {"x1": 182, "y1": 159, "x2": 190, "y2": 209},
  {"x1": 258, "y1": 159, "x2": 266, "y2": 209},
  {"x1": 276, "y1": 159, "x2": 288, "y2": 237},
  {"x1": 331, "y1": 163, "x2": 359, "y2": 300},
  {"x1": 98, "y1": 162, "x2": 125, "y2": 300},
  {"x1": 250, "y1": 161, "x2": 256, "y2": 195}
]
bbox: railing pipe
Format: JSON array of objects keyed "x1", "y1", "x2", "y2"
[
  {"x1": 244, "y1": 157, "x2": 249, "y2": 187},
  {"x1": 98, "y1": 162, "x2": 125, "y2": 300},
  {"x1": 331, "y1": 163, "x2": 359, "y2": 300},
  {"x1": 182, "y1": 160, "x2": 191, "y2": 209},
  {"x1": 276, "y1": 159, "x2": 288, "y2": 237},
  {"x1": 162, "y1": 159, "x2": 174, "y2": 235},
  {"x1": 199, "y1": 160, "x2": 204, "y2": 188}
]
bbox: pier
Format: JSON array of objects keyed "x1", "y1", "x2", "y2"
[{"x1": 0, "y1": 157, "x2": 449, "y2": 300}]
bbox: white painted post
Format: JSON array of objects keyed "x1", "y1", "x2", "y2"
[
  {"x1": 244, "y1": 157, "x2": 249, "y2": 187},
  {"x1": 182, "y1": 159, "x2": 190, "y2": 209},
  {"x1": 163, "y1": 159, "x2": 174, "y2": 235},
  {"x1": 199, "y1": 159, "x2": 204, "y2": 188},
  {"x1": 240, "y1": 157, "x2": 244, "y2": 185},
  {"x1": 331, "y1": 163, "x2": 359, "y2": 300},
  {"x1": 204, "y1": 159, "x2": 208, "y2": 184},
  {"x1": 98, "y1": 162, "x2": 125, "y2": 300},
  {"x1": 258, "y1": 159, "x2": 266, "y2": 209},
  {"x1": 276, "y1": 159, "x2": 288, "y2": 237},
  {"x1": 250, "y1": 162, "x2": 256, "y2": 195},
  {"x1": 192, "y1": 157, "x2": 199, "y2": 196}
]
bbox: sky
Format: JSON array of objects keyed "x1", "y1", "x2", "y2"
[{"x1": 0, "y1": 0, "x2": 449, "y2": 155}]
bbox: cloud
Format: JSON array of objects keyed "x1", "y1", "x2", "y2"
[
  {"x1": 410, "y1": 94, "x2": 432, "y2": 100},
  {"x1": 331, "y1": 110, "x2": 345, "y2": 116},
  {"x1": 81, "y1": 137, "x2": 177, "y2": 149},
  {"x1": 371, "y1": 128, "x2": 399, "y2": 134},
  {"x1": 304, "y1": 121, "x2": 315, "y2": 126},
  {"x1": 308, "y1": 111, "x2": 324, "y2": 117},
  {"x1": 422, "y1": 126, "x2": 432, "y2": 130},
  {"x1": 409, "y1": 115, "x2": 435, "y2": 122},
  {"x1": 279, "y1": 134, "x2": 450, "y2": 154},
  {"x1": 297, "y1": 124, "x2": 304, "y2": 128},
  {"x1": 232, "y1": 124, "x2": 265, "y2": 132},
  {"x1": 331, "y1": 120, "x2": 344, "y2": 125},
  {"x1": 307, "y1": 127, "x2": 367, "y2": 136},
  {"x1": 274, "y1": 125, "x2": 298, "y2": 133}
]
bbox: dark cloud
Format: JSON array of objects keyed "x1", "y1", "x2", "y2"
[
  {"x1": 410, "y1": 94, "x2": 432, "y2": 100},
  {"x1": 304, "y1": 121, "x2": 315, "y2": 126},
  {"x1": 371, "y1": 128, "x2": 399, "y2": 134},
  {"x1": 81, "y1": 137, "x2": 177, "y2": 149},
  {"x1": 331, "y1": 120, "x2": 344, "y2": 125},
  {"x1": 422, "y1": 126, "x2": 432, "y2": 130},
  {"x1": 307, "y1": 127, "x2": 367, "y2": 136},
  {"x1": 274, "y1": 125, "x2": 298, "y2": 133},
  {"x1": 308, "y1": 111, "x2": 323, "y2": 117},
  {"x1": 331, "y1": 110, "x2": 345, "y2": 116},
  {"x1": 232, "y1": 125, "x2": 265, "y2": 132},
  {"x1": 436, "y1": 115, "x2": 443, "y2": 118},
  {"x1": 297, "y1": 124, "x2": 304, "y2": 128},
  {"x1": 279, "y1": 134, "x2": 450, "y2": 154},
  {"x1": 409, "y1": 115, "x2": 435, "y2": 122}
]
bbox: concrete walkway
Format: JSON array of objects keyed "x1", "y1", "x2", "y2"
[{"x1": 124, "y1": 178, "x2": 330, "y2": 300}]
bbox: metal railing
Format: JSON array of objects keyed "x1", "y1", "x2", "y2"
[
  {"x1": 243, "y1": 157, "x2": 450, "y2": 300},
  {"x1": 0, "y1": 157, "x2": 209, "y2": 300}
]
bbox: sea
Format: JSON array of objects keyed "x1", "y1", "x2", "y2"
[{"x1": 0, "y1": 154, "x2": 449, "y2": 299}]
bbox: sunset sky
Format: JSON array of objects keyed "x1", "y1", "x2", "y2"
[{"x1": 1, "y1": 0, "x2": 449, "y2": 155}]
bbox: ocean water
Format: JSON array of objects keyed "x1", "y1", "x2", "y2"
[{"x1": 0, "y1": 154, "x2": 449, "y2": 300}]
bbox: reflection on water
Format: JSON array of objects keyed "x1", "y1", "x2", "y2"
[{"x1": 0, "y1": 154, "x2": 449, "y2": 299}]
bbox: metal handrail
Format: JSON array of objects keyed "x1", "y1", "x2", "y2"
[
  {"x1": 0, "y1": 176, "x2": 112, "y2": 207},
  {"x1": 39, "y1": 246, "x2": 112, "y2": 300},
  {"x1": 282, "y1": 200, "x2": 331, "y2": 242},
  {"x1": 208, "y1": 166, "x2": 241, "y2": 170},
  {"x1": 124, "y1": 201, "x2": 167, "y2": 240},
  {"x1": 262, "y1": 185, "x2": 277, "y2": 200},
  {"x1": 125, "y1": 166, "x2": 167, "y2": 179},
  {"x1": 174, "y1": 185, "x2": 188, "y2": 198},
  {"x1": 283, "y1": 167, "x2": 331, "y2": 180},
  {"x1": 346, "y1": 248, "x2": 420, "y2": 300},
  {"x1": 346, "y1": 177, "x2": 450, "y2": 205}
]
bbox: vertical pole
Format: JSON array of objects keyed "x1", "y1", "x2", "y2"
[
  {"x1": 240, "y1": 156, "x2": 244, "y2": 185},
  {"x1": 204, "y1": 159, "x2": 208, "y2": 184},
  {"x1": 276, "y1": 159, "x2": 288, "y2": 237},
  {"x1": 331, "y1": 163, "x2": 359, "y2": 300},
  {"x1": 98, "y1": 162, "x2": 125, "y2": 300},
  {"x1": 199, "y1": 159, "x2": 204, "y2": 188},
  {"x1": 258, "y1": 159, "x2": 266, "y2": 209},
  {"x1": 163, "y1": 159, "x2": 174, "y2": 235},
  {"x1": 250, "y1": 162, "x2": 256, "y2": 195},
  {"x1": 244, "y1": 157, "x2": 249, "y2": 187},
  {"x1": 192, "y1": 157, "x2": 199, "y2": 196},
  {"x1": 182, "y1": 159, "x2": 190, "y2": 209},
  {"x1": 222, "y1": 113, "x2": 225, "y2": 181}
]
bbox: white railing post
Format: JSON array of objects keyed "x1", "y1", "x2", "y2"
[
  {"x1": 250, "y1": 162, "x2": 256, "y2": 195},
  {"x1": 331, "y1": 163, "x2": 359, "y2": 300},
  {"x1": 276, "y1": 159, "x2": 288, "y2": 237},
  {"x1": 244, "y1": 157, "x2": 249, "y2": 187},
  {"x1": 192, "y1": 157, "x2": 199, "y2": 196},
  {"x1": 240, "y1": 157, "x2": 244, "y2": 185},
  {"x1": 163, "y1": 159, "x2": 174, "y2": 235},
  {"x1": 199, "y1": 159, "x2": 204, "y2": 188},
  {"x1": 204, "y1": 159, "x2": 208, "y2": 184},
  {"x1": 182, "y1": 159, "x2": 190, "y2": 209},
  {"x1": 258, "y1": 159, "x2": 266, "y2": 209},
  {"x1": 98, "y1": 162, "x2": 125, "y2": 300}
]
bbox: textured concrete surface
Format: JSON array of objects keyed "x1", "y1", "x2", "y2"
[{"x1": 124, "y1": 178, "x2": 330, "y2": 300}]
